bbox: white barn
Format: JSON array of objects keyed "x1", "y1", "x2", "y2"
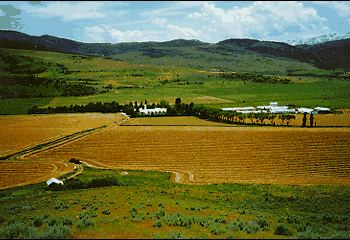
[{"x1": 139, "y1": 105, "x2": 167, "y2": 115}]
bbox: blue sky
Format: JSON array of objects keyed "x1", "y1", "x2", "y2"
[{"x1": 1, "y1": 1, "x2": 350, "y2": 43}]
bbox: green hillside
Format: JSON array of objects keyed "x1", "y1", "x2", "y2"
[
  {"x1": 1, "y1": 167, "x2": 349, "y2": 239},
  {"x1": 1, "y1": 47, "x2": 350, "y2": 115}
]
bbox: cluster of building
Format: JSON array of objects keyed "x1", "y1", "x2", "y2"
[
  {"x1": 139, "y1": 105, "x2": 167, "y2": 115},
  {"x1": 221, "y1": 102, "x2": 331, "y2": 114}
]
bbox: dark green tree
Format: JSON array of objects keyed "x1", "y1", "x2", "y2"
[{"x1": 175, "y1": 97, "x2": 182, "y2": 105}]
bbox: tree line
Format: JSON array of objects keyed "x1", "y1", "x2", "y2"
[{"x1": 28, "y1": 98, "x2": 297, "y2": 127}]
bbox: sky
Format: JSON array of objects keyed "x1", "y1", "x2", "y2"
[{"x1": 0, "y1": 1, "x2": 350, "y2": 44}]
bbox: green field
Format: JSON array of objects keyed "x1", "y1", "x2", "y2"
[
  {"x1": 1, "y1": 48, "x2": 350, "y2": 114},
  {"x1": 0, "y1": 166, "x2": 349, "y2": 239}
]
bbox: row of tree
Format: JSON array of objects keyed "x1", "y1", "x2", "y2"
[{"x1": 28, "y1": 98, "x2": 297, "y2": 126}]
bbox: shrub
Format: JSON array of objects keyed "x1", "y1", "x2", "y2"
[
  {"x1": 166, "y1": 231, "x2": 185, "y2": 239},
  {"x1": 256, "y1": 218, "x2": 269, "y2": 230},
  {"x1": 102, "y1": 209, "x2": 111, "y2": 215},
  {"x1": 50, "y1": 175, "x2": 120, "y2": 190},
  {"x1": 287, "y1": 215, "x2": 301, "y2": 224},
  {"x1": 46, "y1": 217, "x2": 59, "y2": 226},
  {"x1": 245, "y1": 221, "x2": 260, "y2": 234},
  {"x1": 0, "y1": 222, "x2": 32, "y2": 239},
  {"x1": 60, "y1": 217, "x2": 73, "y2": 226},
  {"x1": 275, "y1": 223, "x2": 293, "y2": 236},
  {"x1": 151, "y1": 207, "x2": 165, "y2": 219},
  {"x1": 54, "y1": 202, "x2": 69, "y2": 211},
  {"x1": 77, "y1": 218, "x2": 95, "y2": 229},
  {"x1": 153, "y1": 232, "x2": 162, "y2": 239},
  {"x1": 31, "y1": 216, "x2": 46, "y2": 227},
  {"x1": 163, "y1": 213, "x2": 192, "y2": 228},
  {"x1": 153, "y1": 220, "x2": 162, "y2": 228},
  {"x1": 41, "y1": 224, "x2": 72, "y2": 239},
  {"x1": 209, "y1": 222, "x2": 226, "y2": 235},
  {"x1": 130, "y1": 207, "x2": 145, "y2": 222},
  {"x1": 331, "y1": 231, "x2": 350, "y2": 239},
  {"x1": 227, "y1": 219, "x2": 246, "y2": 231}
]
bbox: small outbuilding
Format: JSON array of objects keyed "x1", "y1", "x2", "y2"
[{"x1": 46, "y1": 178, "x2": 64, "y2": 186}]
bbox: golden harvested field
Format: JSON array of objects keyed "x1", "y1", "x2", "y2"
[
  {"x1": 0, "y1": 160, "x2": 75, "y2": 189},
  {"x1": 121, "y1": 116, "x2": 233, "y2": 126},
  {"x1": 288, "y1": 111, "x2": 350, "y2": 127},
  {"x1": 0, "y1": 113, "x2": 124, "y2": 156},
  {"x1": 28, "y1": 126, "x2": 350, "y2": 185}
]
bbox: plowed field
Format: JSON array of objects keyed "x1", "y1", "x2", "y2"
[
  {"x1": 0, "y1": 113, "x2": 126, "y2": 189},
  {"x1": 0, "y1": 113, "x2": 123, "y2": 156},
  {"x1": 28, "y1": 126, "x2": 350, "y2": 185},
  {"x1": 0, "y1": 160, "x2": 75, "y2": 189},
  {"x1": 293, "y1": 112, "x2": 350, "y2": 127},
  {"x1": 121, "y1": 116, "x2": 233, "y2": 126}
]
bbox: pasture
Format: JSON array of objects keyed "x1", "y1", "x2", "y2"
[{"x1": 1, "y1": 48, "x2": 350, "y2": 115}]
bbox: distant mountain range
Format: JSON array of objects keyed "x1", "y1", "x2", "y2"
[
  {"x1": 0, "y1": 30, "x2": 349, "y2": 71},
  {"x1": 287, "y1": 32, "x2": 350, "y2": 45}
]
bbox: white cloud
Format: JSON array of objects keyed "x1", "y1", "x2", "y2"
[
  {"x1": 85, "y1": 26, "x2": 106, "y2": 43},
  {"x1": 188, "y1": 11, "x2": 205, "y2": 19},
  {"x1": 166, "y1": 24, "x2": 201, "y2": 38},
  {"x1": 84, "y1": 25, "x2": 163, "y2": 43},
  {"x1": 187, "y1": 1, "x2": 327, "y2": 41},
  {"x1": 314, "y1": 1, "x2": 350, "y2": 17},
  {"x1": 152, "y1": 18, "x2": 167, "y2": 26},
  {"x1": 22, "y1": 1, "x2": 108, "y2": 21},
  {"x1": 109, "y1": 29, "x2": 144, "y2": 42}
]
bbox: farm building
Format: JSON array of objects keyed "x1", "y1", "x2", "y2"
[
  {"x1": 221, "y1": 102, "x2": 331, "y2": 115},
  {"x1": 139, "y1": 105, "x2": 167, "y2": 115},
  {"x1": 46, "y1": 178, "x2": 63, "y2": 186},
  {"x1": 296, "y1": 108, "x2": 314, "y2": 114},
  {"x1": 257, "y1": 102, "x2": 293, "y2": 113},
  {"x1": 314, "y1": 107, "x2": 331, "y2": 113},
  {"x1": 270, "y1": 107, "x2": 295, "y2": 114},
  {"x1": 221, "y1": 107, "x2": 255, "y2": 112}
]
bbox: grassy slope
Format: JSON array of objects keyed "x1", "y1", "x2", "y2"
[
  {"x1": 0, "y1": 167, "x2": 349, "y2": 239},
  {"x1": 1, "y1": 48, "x2": 350, "y2": 114},
  {"x1": 111, "y1": 45, "x2": 319, "y2": 74}
]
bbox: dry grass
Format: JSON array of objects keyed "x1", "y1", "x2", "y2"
[{"x1": 27, "y1": 126, "x2": 350, "y2": 185}]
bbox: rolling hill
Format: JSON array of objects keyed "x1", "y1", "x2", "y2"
[
  {"x1": 0, "y1": 30, "x2": 349, "y2": 72},
  {"x1": 1, "y1": 30, "x2": 350, "y2": 115}
]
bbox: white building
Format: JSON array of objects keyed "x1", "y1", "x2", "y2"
[
  {"x1": 314, "y1": 107, "x2": 330, "y2": 113},
  {"x1": 270, "y1": 107, "x2": 295, "y2": 114},
  {"x1": 139, "y1": 105, "x2": 167, "y2": 115},
  {"x1": 221, "y1": 107, "x2": 255, "y2": 112},
  {"x1": 46, "y1": 178, "x2": 64, "y2": 186},
  {"x1": 296, "y1": 108, "x2": 314, "y2": 114},
  {"x1": 221, "y1": 102, "x2": 330, "y2": 115}
]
